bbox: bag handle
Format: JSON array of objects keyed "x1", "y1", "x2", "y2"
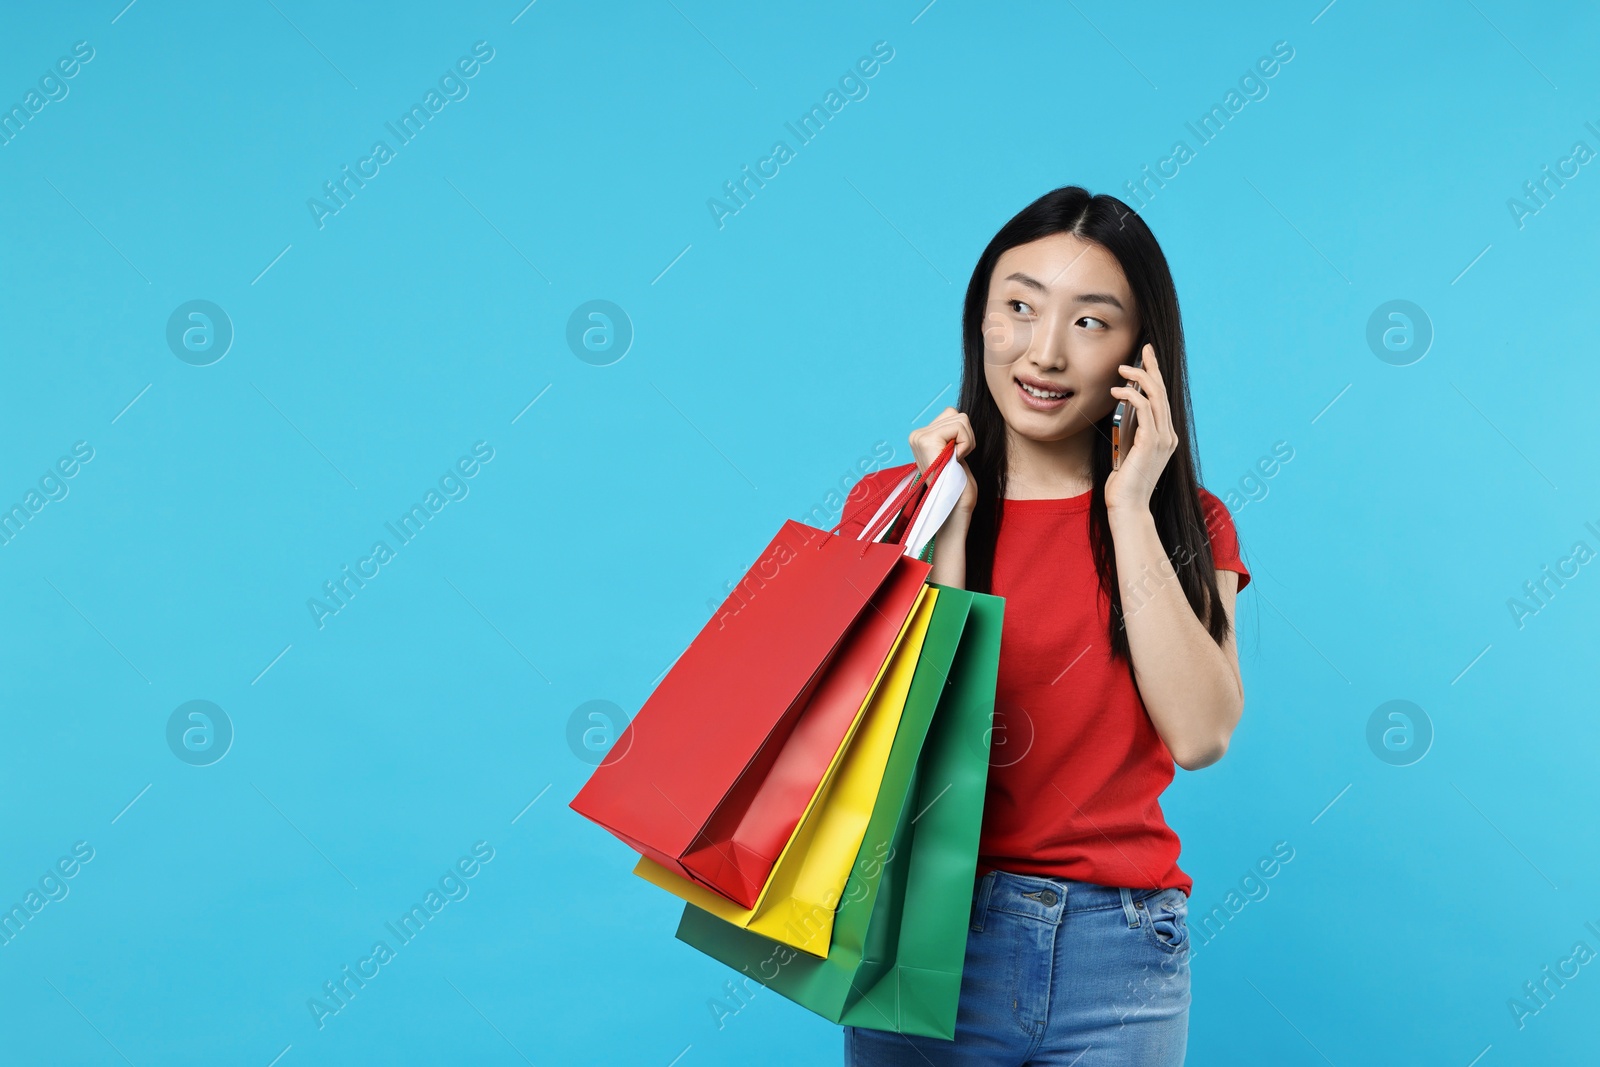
[
  {"x1": 833, "y1": 447, "x2": 942, "y2": 542},
  {"x1": 850, "y1": 468, "x2": 918, "y2": 544},
  {"x1": 835, "y1": 439, "x2": 959, "y2": 546},
  {"x1": 889, "y1": 447, "x2": 966, "y2": 558}
]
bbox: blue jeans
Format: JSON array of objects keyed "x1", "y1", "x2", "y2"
[{"x1": 844, "y1": 869, "x2": 1191, "y2": 1066}]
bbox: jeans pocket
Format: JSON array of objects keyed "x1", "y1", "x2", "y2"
[{"x1": 1139, "y1": 888, "x2": 1190, "y2": 955}]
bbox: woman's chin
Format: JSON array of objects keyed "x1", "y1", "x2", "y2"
[{"x1": 1007, "y1": 414, "x2": 1085, "y2": 444}]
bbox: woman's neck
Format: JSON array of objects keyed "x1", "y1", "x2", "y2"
[{"x1": 1003, "y1": 425, "x2": 1095, "y2": 499}]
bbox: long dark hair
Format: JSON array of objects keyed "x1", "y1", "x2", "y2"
[{"x1": 957, "y1": 185, "x2": 1232, "y2": 665}]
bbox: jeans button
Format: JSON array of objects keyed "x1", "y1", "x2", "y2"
[{"x1": 1038, "y1": 888, "x2": 1058, "y2": 907}]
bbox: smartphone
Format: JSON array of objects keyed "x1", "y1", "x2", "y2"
[{"x1": 1111, "y1": 345, "x2": 1145, "y2": 471}]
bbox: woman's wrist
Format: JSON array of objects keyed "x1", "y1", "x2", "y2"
[
  {"x1": 941, "y1": 508, "x2": 973, "y2": 536},
  {"x1": 1106, "y1": 501, "x2": 1154, "y2": 533}
]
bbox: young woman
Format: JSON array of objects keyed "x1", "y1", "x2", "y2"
[{"x1": 836, "y1": 186, "x2": 1250, "y2": 1066}]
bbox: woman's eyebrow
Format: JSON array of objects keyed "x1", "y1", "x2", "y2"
[
  {"x1": 1003, "y1": 272, "x2": 1125, "y2": 311},
  {"x1": 1004, "y1": 271, "x2": 1050, "y2": 293}
]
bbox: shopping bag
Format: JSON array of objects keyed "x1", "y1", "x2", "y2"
[
  {"x1": 633, "y1": 585, "x2": 940, "y2": 956},
  {"x1": 674, "y1": 584, "x2": 1004, "y2": 1040},
  {"x1": 570, "y1": 442, "x2": 962, "y2": 909}
]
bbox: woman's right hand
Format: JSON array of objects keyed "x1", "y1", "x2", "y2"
[{"x1": 909, "y1": 407, "x2": 978, "y2": 518}]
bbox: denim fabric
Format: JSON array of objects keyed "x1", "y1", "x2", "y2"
[{"x1": 843, "y1": 869, "x2": 1191, "y2": 1065}]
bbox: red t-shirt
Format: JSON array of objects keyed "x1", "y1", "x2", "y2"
[{"x1": 836, "y1": 464, "x2": 1250, "y2": 895}]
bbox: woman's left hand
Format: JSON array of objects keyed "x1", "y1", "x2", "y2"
[{"x1": 1105, "y1": 343, "x2": 1178, "y2": 514}]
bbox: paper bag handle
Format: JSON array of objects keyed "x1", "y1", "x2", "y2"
[{"x1": 832, "y1": 439, "x2": 959, "y2": 547}]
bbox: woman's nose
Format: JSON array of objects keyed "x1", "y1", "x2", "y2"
[{"x1": 1028, "y1": 317, "x2": 1069, "y2": 368}]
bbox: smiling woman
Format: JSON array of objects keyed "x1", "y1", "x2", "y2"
[
  {"x1": 981, "y1": 249, "x2": 1140, "y2": 446},
  {"x1": 839, "y1": 185, "x2": 1252, "y2": 1066}
]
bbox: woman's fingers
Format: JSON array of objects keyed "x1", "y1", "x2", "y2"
[
  {"x1": 908, "y1": 406, "x2": 979, "y2": 514},
  {"x1": 937, "y1": 410, "x2": 975, "y2": 458},
  {"x1": 910, "y1": 407, "x2": 975, "y2": 470},
  {"x1": 1122, "y1": 345, "x2": 1171, "y2": 439},
  {"x1": 1112, "y1": 383, "x2": 1156, "y2": 431},
  {"x1": 1112, "y1": 369, "x2": 1175, "y2": 462}
]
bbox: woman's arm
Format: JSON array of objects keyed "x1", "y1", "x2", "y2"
[
  {"x1": 1107, "y1": 504, "x2": 1244, "y2": 771},
  {"x1": 1105, "y1": 345, "x2": 1244, "y2": 771},
  {"x1": 926, "y1": 511, "x2": 969, "y2": 589}
]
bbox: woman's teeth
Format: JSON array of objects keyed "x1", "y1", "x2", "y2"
[{"x1": 1019, "y1": 380, "x2": 1070, "y2": 399}]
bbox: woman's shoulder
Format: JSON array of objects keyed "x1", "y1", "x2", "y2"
[
  {"x1": 1194, "y1": 486, "x2": 1235, "y2": 540},
  {"x1": 1196, "y1": 485, "x2": 1229, "y2": 517},
  {"x1": 1195, "y1": 486, "x2": 1250, "y2": 589}
]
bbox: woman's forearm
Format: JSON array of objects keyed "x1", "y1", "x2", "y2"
[
  {"x1": 928, "y1": 510, "x2": 970, "y2": 589},
  {"x1": 1107, "y1": 504, "x2": 1242, "y2": 770}
]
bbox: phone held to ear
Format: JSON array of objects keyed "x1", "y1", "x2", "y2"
[{"x1": 1111, "y1": 345, "x2": 1145, "y2": 471}]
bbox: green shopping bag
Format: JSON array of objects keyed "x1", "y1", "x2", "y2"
[{"x1": 675, "y1": 584, "x2": 1004, "y2": 1040}]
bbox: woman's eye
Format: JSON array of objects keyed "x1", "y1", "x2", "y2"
[
  {"x1": 1078, "y1": 316, "x2": 1108, "y2": 330},
  {"x1": 1008, "y1": 299, "x2": 1034, "y2": 316}
]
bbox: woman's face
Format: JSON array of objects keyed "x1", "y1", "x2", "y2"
[{"x1": 981, "y1": 232, "x2": 1141, "y2": 444}]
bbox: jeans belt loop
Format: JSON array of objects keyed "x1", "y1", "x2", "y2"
[
  {"x1": 1120, "y1": 886, "x2": 1140, "y2": 928},
  {"x1": 971, "y1": 870, "x2": 997, "y2": 933}
]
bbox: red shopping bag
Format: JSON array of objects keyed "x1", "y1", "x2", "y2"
[{"x1": 570, "y1": 443, "x2": 959, "y2": 909}]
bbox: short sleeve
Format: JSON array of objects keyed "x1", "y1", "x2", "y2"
[
  {"x1": 1198, "y1": 487, "x2": 1250, "y2": 592},
  {"x1": 833, "y1": 463, "x2": 918, "y2": 540}
]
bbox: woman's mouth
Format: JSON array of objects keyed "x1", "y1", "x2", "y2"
[{"x1": 1014, "y1": 376, "x2": 1073, "y2": 411}]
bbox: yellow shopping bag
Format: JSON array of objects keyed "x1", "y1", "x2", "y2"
[{"x1": 633, "y1": 586, "x2": 939, "y2": 957}]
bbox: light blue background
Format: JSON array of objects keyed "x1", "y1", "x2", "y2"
[{"x1": 2, "y1": 1, "x2": 1597, "y2": 1064}]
